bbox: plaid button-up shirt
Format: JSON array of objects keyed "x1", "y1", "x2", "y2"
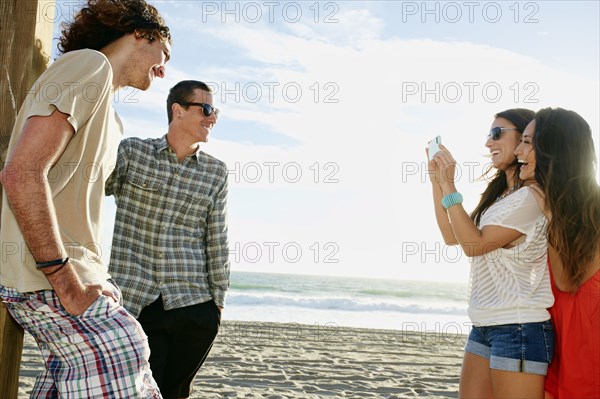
[{"x1": 106, "y1": 135, "x2": 230, "y2": 318}]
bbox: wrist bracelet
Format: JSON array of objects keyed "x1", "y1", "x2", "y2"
[
  {"x1": 36, "y1": 257, "x2": 69, "y2": 269},
  {"x1": 42, "y1": 260, "x2": 69, "y2": 277},
  {"x1": 442, "y1": 192, "x2": 463, "y2": 209}
]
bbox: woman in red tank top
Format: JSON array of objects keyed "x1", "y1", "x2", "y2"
[
  {"x1": 546, "y1": 260, "x2": 600, "y2": 398},
  {"x1": 521, "y1": 107, "x2": 600, "y2": 398}
]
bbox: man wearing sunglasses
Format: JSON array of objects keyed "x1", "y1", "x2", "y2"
[{"x1": 106, "y1": 80, "x2": 229, "y2": 399}]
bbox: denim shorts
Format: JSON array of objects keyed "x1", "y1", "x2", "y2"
[{"x1": 465, "y1": 320, "x2": 554, "y2": 375}]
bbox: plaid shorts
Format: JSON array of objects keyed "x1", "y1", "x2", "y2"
[{"x1": 1, "y1": 283, "x2": 162, "y2": 398}]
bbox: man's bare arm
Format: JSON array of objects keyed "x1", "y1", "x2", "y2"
[{"x1": 0, "y1": 110, "x2": 105, "y2": 315}]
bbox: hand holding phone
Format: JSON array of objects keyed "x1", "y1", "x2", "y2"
[{"x1": 428, "y1": 135, "x2": 442, "y2": 161}]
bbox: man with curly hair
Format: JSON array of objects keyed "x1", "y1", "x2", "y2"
[{"x1": 0, "y1": 0, "x2": 171, "y2": 397}]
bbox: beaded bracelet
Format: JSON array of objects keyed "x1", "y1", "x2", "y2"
[{"x1": 441, "y1": 192, "x2": 463, "y2": 209}]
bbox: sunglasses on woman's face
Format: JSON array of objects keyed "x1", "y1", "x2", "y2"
[
  {"x1": 488, "y1": 126, "x2": 519, "y2": 141},
  {"x1": 179, "y1": 102, "x2": 220, "y2": 118}
]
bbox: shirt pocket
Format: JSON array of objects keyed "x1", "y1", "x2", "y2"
[
  {"x1": 127, "y1": 163, "x2": 164, "y2": 192},
  {"x1": 174, "y1": 194, "x2": 214, "y2": 238}
]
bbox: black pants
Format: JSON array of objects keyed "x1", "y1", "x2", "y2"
[{"x1": 137, "y1": 296, "x2": 221, "y2": 399}]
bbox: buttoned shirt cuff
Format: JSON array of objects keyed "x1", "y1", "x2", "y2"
[{"x1": 212, "y1": 289, "x2": 227, "y2": 308}]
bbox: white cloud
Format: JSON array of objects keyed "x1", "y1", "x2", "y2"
[
  {"x1": 200, "y1": 20, "x2": 598, "y2": 281},
  {"x1": 287, "y1": 8, "x2": 385, "y2": 45}
]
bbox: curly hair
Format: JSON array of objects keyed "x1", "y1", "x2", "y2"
[
  {"x1": 534, "y1": 107, "x2": 600, "y2": 291},
  {"x1": 58, "y1": 0, "x2": 171, "y2": 54},
  {"x1": 470, "y1": 108, "x2": 535, "y2": 226}
]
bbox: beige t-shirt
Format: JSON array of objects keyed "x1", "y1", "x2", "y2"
[{"x1": 1, "y1": 49, "x2": 122, "y2": 292}]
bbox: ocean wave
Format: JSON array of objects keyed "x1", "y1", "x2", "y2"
[
  {"x1": 230, "y1": 272, "x2": 467, "y2": 302},
  {"x1": 227, "y1": 293, "x2": 466, "y2": 315},
  {"x1": 230, "y1": 281, "x2": 305, "y2": 293},
  {"x1": 358, "y1": 288, "x2": 467, "y2": 303}
]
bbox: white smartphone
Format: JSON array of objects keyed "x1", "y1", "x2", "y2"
[{"x1": 428, "y1": 135, "x2": 442, "y2": 161}]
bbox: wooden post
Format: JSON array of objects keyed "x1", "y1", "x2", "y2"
[
  {"x1": 0, "y1": 302, "x2": 24, "y2": 397},
  {"x1": 1, "y1": 1, "x2": 55, "y2": 397}
]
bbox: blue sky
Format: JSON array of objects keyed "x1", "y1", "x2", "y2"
[{"x1": 48, "y1": 1, "x2": 599, "y2": 282}]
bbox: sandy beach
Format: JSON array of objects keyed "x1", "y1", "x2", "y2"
[{"x1": 18, "y1": 320, "x2": 465, "y2": 398}]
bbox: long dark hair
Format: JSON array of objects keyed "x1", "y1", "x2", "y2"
[
  {"x1": 58, "y1": 0, "x2": 171, "y2": 54},
  {"x1": 471, "y1": 108, "x2": 535, "y2": 225},
  {"x1": 534, "y1": 107, "x2": 600, "y2": 291}
]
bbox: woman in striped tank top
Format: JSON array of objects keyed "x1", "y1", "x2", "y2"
[{"x1": 427, "y1": 108, "x2": 554, "y2": 399}]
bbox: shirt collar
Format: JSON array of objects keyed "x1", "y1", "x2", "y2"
[
  {"x1": 155, "y1": 134, "x2": 202, "y2": 164},
  {"x1": 155, "y1": 135, "x2": 170, "y2": 153}
]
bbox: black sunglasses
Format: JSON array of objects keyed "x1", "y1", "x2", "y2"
[
  {"x1": 488, "y1": 126, "x2": 519, "y2": 141},
  {"x1": 179, "y1": 102, "x2": 220, "y2": 118}
]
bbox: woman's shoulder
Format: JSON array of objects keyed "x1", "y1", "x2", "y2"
[
  {"x1": 523, "y1": 184, "x2": 550, "y2": 218},
  {"x1": 494, "y1": 184, "x2": 543, "y2": 212},
  {"x1": 524, "y1": 184, "x2": 544, "y2": 200}
]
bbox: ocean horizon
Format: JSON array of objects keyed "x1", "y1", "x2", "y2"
[{"x1": 223, "y1": 271, "x2": 472, "y2": 335}]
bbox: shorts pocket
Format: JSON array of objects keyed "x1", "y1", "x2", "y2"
[{"x1": 77, "y1": 294, "x2": 109, "y2": 319}]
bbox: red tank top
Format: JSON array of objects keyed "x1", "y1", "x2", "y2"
[{"x1": 545, "y1": 262, "x2": 600, "y2": 399}]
